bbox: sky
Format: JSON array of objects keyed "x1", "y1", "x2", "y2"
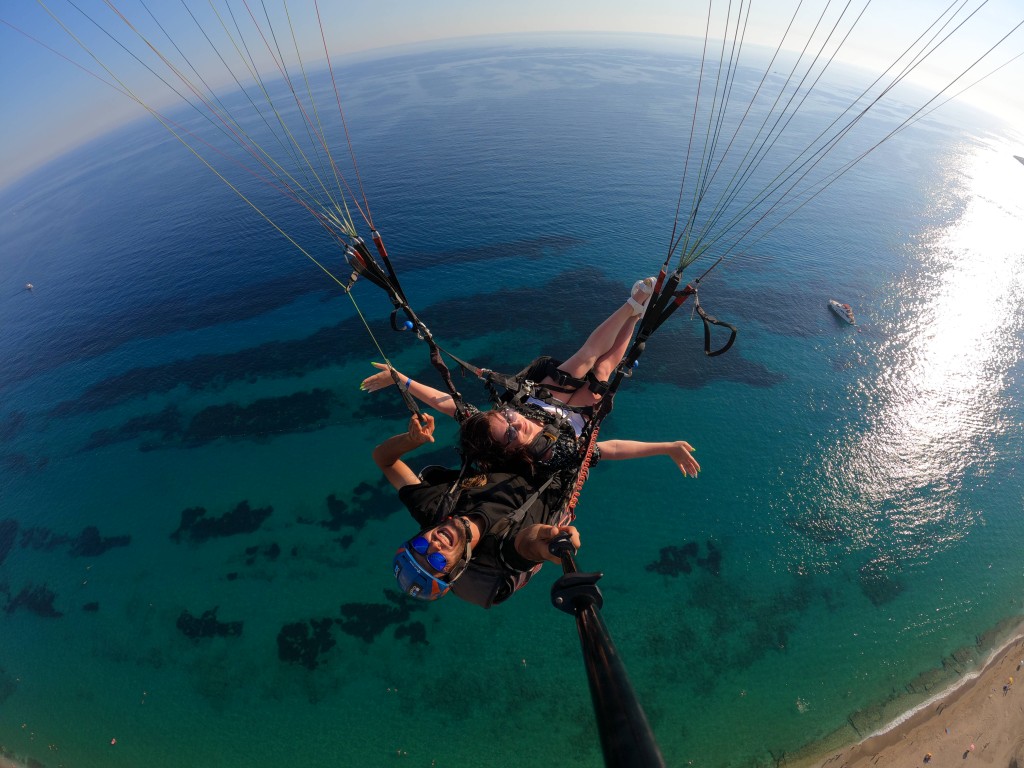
[{"x1": 1, "y1": 0, "x2": 1023, "y2": 188}]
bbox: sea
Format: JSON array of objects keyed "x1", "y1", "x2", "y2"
[{"x1": 1, "y1": 34, "x2": 1023, "y2": 768}]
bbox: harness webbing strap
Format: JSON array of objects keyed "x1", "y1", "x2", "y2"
[
  {"x1": 561, "y1": 264, "x2": 732, "y2": 515},
  {"x1": 352, "y1": 230, "x2": 472, "y2": 420},
  {"x1": 694, "y1": 294, "x2": 738, "y2": 356}
]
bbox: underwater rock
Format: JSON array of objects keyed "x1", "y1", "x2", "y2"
[
  {"x1": 82, "y1": 601, "x2": 100, "y2": 612},
  {"x1": 1, "y1": 453, "x2": 48, "y2": 474},
  {"x1": 83, "y1": 404, "x2": 183, "y2": 451},
  {"x1": 905, "y1": 665, "x2": 946, "y2": 694},
  {"x1": 858, "y1": 555, "x2": 904, "y2": 606},
  {"x1": 170, "y1": 500, "x2": 272, "y2": 543},
  {"x1": 244, "y1": 542, "x2": 281, "y2": 565},
  {"x1": 0, "y1": 412, "x2": 26, "y2": 443},
  {"x1": 51, "y1": 270, "x2": 779, "y2": 421},
  {"x1": 5, "y1": 584, "x2": 62, "y2": 618},
  {"x1": 337, "y1": 601, "x2": 408, "y2": 643},
  {"x1": 976, "y1": 616, "x2": 1021, "y2": 650},
  {"x1": 321, "y1": 494, "x2": 351, "y2": 531},
  {"x1": 646, "y1": 540, "x2": 721, "y2": 577},
  {"x1": 697, "y1": 540, "x2": 722, "y2": 576},
  {"x1": 336, "y1": 589, "x2": 427, "y2": 644},
  {"x1": 0, "y1": 666, "x2": 17, "y2": 705},
  {"x1": 319, "y1": 478, "x2": 402, "y2": 532},
  {"x1": 13, "y1": 524, "x2": 129, "y2": 558},
  {"x1": 276, "y1": 618, "x2": 337, "y2": 670},
  {"x1": 645, "y1": 541, "x2": 699, "y2": 576},
  {"x1": 784, "y1": 512, "x2": 843, "y2": 544},
  {"x1": 19, "y1": 526, "x2": 70, "y2": 551},
  {"x1": 181, "y1": 389, "x2": 336, "y2": 447},
  {"x1": 394, "y1": 621, "x2": 429, "y2": 646},
  {"x1": 176, "y1": 607, "x2": 243, "y2": 641},
  {"x1": 0, "y1": 519, "x2": 17, "y2": 566},
  {"x1": 68, "y1": 525, "x2": 131, "y2": 557}
]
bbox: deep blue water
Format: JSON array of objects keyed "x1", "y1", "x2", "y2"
[{"x1": 1, "y1": 39, "x2": 1023, "y2": 768}]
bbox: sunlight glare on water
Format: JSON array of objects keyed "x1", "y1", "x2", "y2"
[{"x1": 792, "y1": 134, "x2": 1024, "y2": 575}]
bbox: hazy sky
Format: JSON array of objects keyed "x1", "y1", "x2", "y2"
[{"x1": 2, "y1": 0, "x2": 1022, "y2": 187}]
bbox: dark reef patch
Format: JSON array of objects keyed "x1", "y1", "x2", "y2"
[
  {"x1": 1, "y1": 268, "x2": 330, "y2": 393},
  {"x1": 14, "y1": 524, "x2": 130, "y2": 558},
  {"x1": 1, "y1": 453, "x2": 48, "y2": 475},
  {"x1": 784, "y1": 511, "x2": 844, "y2": 545},
  {"x1": 646, "y1": 540, "x2": 721, "y2": 577},
  {"x1": 82, "y1": 390, "x2": 343, "y2": 453},
  {"x1": 277, "y1": 618, "x2": 337, "y2": 670},
  {"x1": 0, "y1": 412, "x2": 26, "y2": 443},
  {"x1": 0, "y1": 519, "x2": 17, "y2": 566},
  {"x1": 858, "y1": 554, "x2": 904, "y2": 606},
  {"x1": 394, "y1": 621, "x2": 429, "y2": 646},
  {"x1": 0, "y1": 666, "x2": 17, "y2": 705},
  {"x1": 171, "y1": 500, "x2": 272, "y2": 543},
  {"x1": 19, "y1": 526, "x2": 69, "y2": 551},
  {"x1": 337, "y1": 589, "x2": 427, "y2": 644},
  {"x1": 68, "y1": 526, "x2": 131, "y2": 557},
  {"x1": 276, "y1": 591, "x2": 429, "y2": 669},
  {"x1": 646, "y1": 542, "x2": 698, "y2": 575},
  {"x1": 2, "y1": 236, "x2": 583, "y2": 395},
  {"x1": 82, "y1": 601, "x2": 100, "y2": 612},
  {"x1": 181, "y1": 389, "x2": 336, "y2": 447},
  {"x1": 244, "y1": 542, "x2": 281, "y2": 565},
  {"x1": 176, "y1": 607, "x2": 243, "y2": 641},
  {"x1": 319, "y1": 478, "x2": 401, "y2": 532},
  {"x1": 336, "y1": 601, "x2": 408, "y2": 643},
  {"x1": 5, "y1": 584, "x2": 62, "y2": 618},
  {"x1": 83, "y1": 405, "x2": 183, "y2": 451},
  {"x1": 50, "y1": 270, "x2": 782, "y2": 418}
]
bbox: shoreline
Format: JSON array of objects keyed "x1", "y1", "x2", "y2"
[
  {"x1": 791, "y1": 618, "x2": 1024, "y2": 768},
  {"x1": 4, "y1": 624, "x2": 1024, "y2": 768}
]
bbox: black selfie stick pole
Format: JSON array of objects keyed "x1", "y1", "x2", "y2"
[{"x1": 549, "y1": 533, "x2": 666, "y2": 768}]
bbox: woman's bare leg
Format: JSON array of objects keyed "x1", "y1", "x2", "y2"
[
  {"x1": 562, "y1": 313, "x2": 639, "y2": 407},
  {"x1": 538, "y1": 279, "x2": 652, "y2": 399}
]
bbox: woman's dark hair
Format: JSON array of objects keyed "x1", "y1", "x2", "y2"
[{"x1": 459, "y1": 410, "x2": 536, "y2": 475}]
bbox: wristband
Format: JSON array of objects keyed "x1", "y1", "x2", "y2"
[{"x1": 404, "y1": 377, "x2": 412, "y2": 391}]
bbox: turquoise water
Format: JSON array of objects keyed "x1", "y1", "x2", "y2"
[{"x1": 2, "y1": 39, "x2": 1024, "y2": 768}]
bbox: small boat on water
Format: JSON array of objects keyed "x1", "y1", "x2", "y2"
[{"x1": 828, "y1": 299, "x2": 855, "y2": 325}]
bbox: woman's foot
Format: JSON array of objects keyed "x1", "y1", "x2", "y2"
[{"x1": 627, "y1": 277, "x2": 656, "y2": 316}]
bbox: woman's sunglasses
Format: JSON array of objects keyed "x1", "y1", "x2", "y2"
[{"x1": 499, "y1": 408, "x2": 518, "y2": 447}]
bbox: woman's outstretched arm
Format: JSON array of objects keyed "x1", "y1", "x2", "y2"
[
  {"x1": 361, "y1": 362, "x2": 459, "y2": 418},
  {"x1": 595, "y1": 439, "x2": 700, "y2": 478}
]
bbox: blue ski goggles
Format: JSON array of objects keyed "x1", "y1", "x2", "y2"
[
  {"x1": 393, "y1": 544, "x2": 451, "y2": 601},
  {"x1": 409, "y1": 535, "x2": 449, "y2": 572}
]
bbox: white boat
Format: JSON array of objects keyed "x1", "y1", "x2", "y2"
[{"x1": 828, "y1": 299, "x2": 855, "y2": 325}]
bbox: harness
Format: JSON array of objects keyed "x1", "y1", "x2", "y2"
[
  {"x1": 450, "y1": 473, "x2": 560, "y2": 608},
  {"x1": 350, "y1": 231, "x2": 735, "y2": 522},
  {"x1": 414, "y1": 467, "x2": 562, "y2": 609}
]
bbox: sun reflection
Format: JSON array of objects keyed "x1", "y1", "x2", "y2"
[{"x1": 790, "y1": 134, "x2": 1024, "y2": 575}]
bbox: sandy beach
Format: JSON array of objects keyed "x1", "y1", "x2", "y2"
[{"x1": 804, "y1": 633, "x2": 1024, "y2": 768}]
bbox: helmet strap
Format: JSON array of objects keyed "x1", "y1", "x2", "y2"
[{"x1": 445, "y1": 516, "x2": 474, "y2": 584}]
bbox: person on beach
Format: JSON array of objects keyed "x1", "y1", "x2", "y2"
[
  {"x1": 374, "y1": 412, "x2": 579, "y2": 608},
  {"x1": 362, "y1": 277, "x2": 701, "y2": 479}
]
